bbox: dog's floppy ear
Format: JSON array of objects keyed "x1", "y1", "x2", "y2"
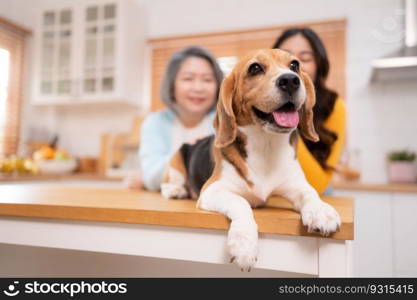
[
  {"x1": 214, "y1": 72, "x2": 237, "y2": 148},
  {"x1": 299, "y1": 71, "x2": 319, "y2": 142}
]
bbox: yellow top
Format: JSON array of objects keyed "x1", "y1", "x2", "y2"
[{"x1": 297, "y1": 98, "x2": 346, "y2": 195}]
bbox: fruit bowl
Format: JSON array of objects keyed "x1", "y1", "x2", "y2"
[{"x1": 36, "y1": 158, "x2": 78, "y2": 175}]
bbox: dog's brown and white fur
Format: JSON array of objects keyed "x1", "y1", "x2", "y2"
[{"x1": 161, "y1": 49, "x2": 341, "y2": 271}]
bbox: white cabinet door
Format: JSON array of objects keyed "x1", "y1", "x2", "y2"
[
  {"x1": 33, "y1": 0, "x2": 143, "y2": 107},
  {"x1": 80, "y1": 2, "x2": 117, "y2": 98},
  {"x1": 391, "y1": 193, "x2": 417, "y2": 277},
  {"x1": 335, "y1": 189, "x2": 417, "y2": 277},
  {"x1": 38, "y1": 8, "x2": 76, "y2": 101},
  {"x1": 333, "y1": 189, "x2": 394, "y2": 277}
]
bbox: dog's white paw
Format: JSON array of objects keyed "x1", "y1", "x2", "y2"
[
  {"x1": 301, "y1": 201, "x2": 341, "y2": 236},
  {"x1": 161, "y1": 183, "x2": 188, "y2": 199},
  {"x1": 227, "y1": 221, "x2": 258, "y2": 271}
]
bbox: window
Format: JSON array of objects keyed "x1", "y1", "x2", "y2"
[
  {"x1": 0, "y1": 16, "x2": 30, "y2": 156},
  {"x1": 0, "y1": 48, "x2": 10, "y2": 156}
]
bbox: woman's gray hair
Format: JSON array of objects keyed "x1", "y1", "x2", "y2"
[{"x1": 160, "y1": 45, "x2": 224, "y2": 113}]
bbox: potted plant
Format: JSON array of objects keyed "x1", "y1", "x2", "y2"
[{"x1": 387, "y1": 150, "x2": 416, "y2": 183}]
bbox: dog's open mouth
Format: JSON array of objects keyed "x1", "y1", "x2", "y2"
[{"x1": 253, "y1": 102, "x2": 299, "y2": 128}]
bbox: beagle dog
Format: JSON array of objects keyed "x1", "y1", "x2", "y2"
[{"x1": 161, "y1": 49, "x2": 341, "y2": 271}]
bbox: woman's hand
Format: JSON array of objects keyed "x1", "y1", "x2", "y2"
[{"x1": 123, "y1": 173, "x2": 143, "y2": 190}]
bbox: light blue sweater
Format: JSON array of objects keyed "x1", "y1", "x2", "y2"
[{"x1": 139, "y1": 109, "x2": 215, "y2": 191}]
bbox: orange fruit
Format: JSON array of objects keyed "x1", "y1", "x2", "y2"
[{"x1": 40, "y1": 146, "x2": 55, "y2": 159}]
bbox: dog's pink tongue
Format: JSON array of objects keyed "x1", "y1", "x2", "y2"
[{"x1": 272, "y1": 111, "x2": 299, "y2": 127}]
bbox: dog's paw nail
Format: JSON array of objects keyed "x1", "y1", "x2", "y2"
[
  {"x1": 248, "y1": 267, "x2": 251, "y2": 272},
  {"x1": 307, "y1": 227, "x2": 315, "y2": 233},
  {"x1": 241, "y1": 268, "x2": 244, "y2": 272},
  {"x1": 230, "y1": 257, "x2": 235, "y2": 263},
  {"x1": 302, "y1": 201, "x2": 341, "y2": 236}
]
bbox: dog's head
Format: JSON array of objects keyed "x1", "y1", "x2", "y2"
[{"x1": 214, "y1": 49, "x2": 319, "y2": 148}]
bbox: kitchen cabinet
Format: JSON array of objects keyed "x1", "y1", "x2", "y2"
[
  {"x1": 391, "y1": 193, "x2": 417, "y2": 277},
  {"x1": 333, "y1": 188, "x2": 417, "y2": 277},
  {"x1": 31, "y1": 0, "x2": 145, "y2": 106}
]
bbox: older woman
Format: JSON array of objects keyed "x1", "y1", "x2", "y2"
[{"x1": 128, "y1": 46, "x2": 223, "y2": 191}]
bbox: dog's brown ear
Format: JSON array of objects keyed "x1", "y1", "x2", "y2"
[
  {"x1": 214, "y1": 72, "x2": 237, "y2": 148},
  {"x1": 299, "y1": 71, "x2": 319, "y2": 142}
]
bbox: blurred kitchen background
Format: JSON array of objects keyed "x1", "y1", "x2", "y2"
[
  {"x1": 0, "y1": 0, "x2": 417, "y2": 277},
  {"x1": 0, "y1": 0, "x2": 415, "y2": 182}
]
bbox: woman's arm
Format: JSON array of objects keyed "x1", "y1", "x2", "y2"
[
  {"x1": 297, "y1": 99, "x2": 346, "y2": 194},
  {"x1": 139, "y1": 113, "x2": 172, "y2": 191}
]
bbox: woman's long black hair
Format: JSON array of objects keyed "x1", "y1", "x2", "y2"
[{"x1": 273, "y1": 28, "x2": 338, "y2": 170}]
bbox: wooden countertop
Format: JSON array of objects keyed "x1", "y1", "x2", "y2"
[
  {"x1": 0, "y1": 185, "x2": 353, "y2": 240},
  {"x1": 333, "y1": 181, "x2": 417, "y2": 194},
  {"x1": 0, "y1": 173, "x2": 121, "y2": 182},
  {"x1": 4, "y1": 174, "x2": 415, "y2": 194}
]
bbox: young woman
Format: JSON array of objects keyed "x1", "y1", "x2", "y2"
[
  {"x1": 127, "y1": 46, "x2": 223, "y2": 191},
  {"x1": 273, "y1": 28, "x2": 346, "y2": 195}
]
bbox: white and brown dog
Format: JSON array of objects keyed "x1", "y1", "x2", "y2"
[{"x1": 161, "y1": 49, "x2": 341, "y2": 271}]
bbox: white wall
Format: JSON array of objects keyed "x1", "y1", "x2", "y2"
[{"x1": 1, "y1": 0, "x2": 416, "y2": 181}]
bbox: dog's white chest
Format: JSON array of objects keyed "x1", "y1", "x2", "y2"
[
  {"x1": 239, "y1": 126, "x2": 296, "y2": 202},
  {"x1": 247, "y1": 154, "x2": 294, "y2": 201}
]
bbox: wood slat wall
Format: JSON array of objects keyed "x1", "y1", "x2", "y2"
[
  {"x1": 148, "y1": 19, "x2": 346, "y2": 112},
  {"x1": 0, "y1": 17, "x2": 31, "y2": 156}
]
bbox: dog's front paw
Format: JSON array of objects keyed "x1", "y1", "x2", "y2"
[
  {"x1": 301, "y1": 201, "x2": 341, "y2": 236},
  {"x1": 227, "y1": 221, "x2": 258, "y2": 271},
  {"x1": 161, "y1": 183, "x2": 188, "y2": 199}
]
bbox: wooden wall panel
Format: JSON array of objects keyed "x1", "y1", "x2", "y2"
[{"x1": 148, "y1": 19, "x2": 346, "y2": 112}]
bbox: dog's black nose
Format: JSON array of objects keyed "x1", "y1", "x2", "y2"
[{"x1": 277, "y1": 74, "x2": 300, "y2": 95}]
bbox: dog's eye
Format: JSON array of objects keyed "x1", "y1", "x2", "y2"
[
  {"x1": 248, "y1": 63, "x2": 264, "y2": 76},
  {"x1": 289, "y1": 60, "x2": 300, "y2": 73}
]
